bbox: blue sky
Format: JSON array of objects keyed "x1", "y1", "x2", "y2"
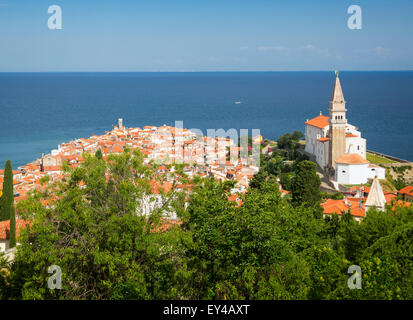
[{"x1": 0, "y1": 0, "x2": 412, "y2": 71}]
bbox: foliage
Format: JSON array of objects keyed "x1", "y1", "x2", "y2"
[
  {"x1": 181, "y1": 177, "x2": 315, "y2": 299},
  {"x1": 386, "y1": 165, "x2": 411, "y2": 191},
  {"x1": 322, "y1": 192, "x2": 344, "y2": 200},
  {"x1": 1, "y1": 149, "x2": 413, "y2": 300},
  {"x1": 0, "y1": 253, "x2": 10, "y2": 300},
  {"x1": 3, "y1": 149, "x2": 191, "y2": 299},
  {"x1": 329, "y1": 207, "x2": 413, "y2": 299},
  {"x1": 249, "y1": 170, "x2": 269, "y2": 190},
  {"x1": 276, "y1": 131, "x2": 303, "y2": 150},
  {"x1": 291, "y1": 160, "x2": 321, "y2": 208}
]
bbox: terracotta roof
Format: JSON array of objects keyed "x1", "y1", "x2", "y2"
[
  {"x1": 391, "y1": 200, "x2": 412, "y2": 209},
  {"x1": 150, "y1": 180, "x2": 173, "y2": 194},
  {"x1": 399, "y1": 185, "x2": 413, "y2": 196},
  {"x1": 112, "y1": 145, "x2": 123, "y2": 153},
  {"x1": 349, "y1": 185, "x2": 371, "y2": 194},
  {"x1": 317, "y1": 137, "x2": 329, "y2": 142},
  {"x1": 150, "y1": 219, "x2": 182, "y2": 233},
  {"x1": 384, "y1": 193, "x2": 396, "y2": 203},
  {"x1": 0, "y1": 170, "x2": 21, "y2": 175},
  {"x1": 335, "y1": 153, "x2": 369, "y2": 165},
  {"x1": 0, "y1": 218, "x2": 30, "y2": 240},
  {"x1": 305, "y1": 115, "x2": 329, "y2": 129},
  {"x1": 322, "y1": 199, "x2": 348, "y2": 214},
  {"x1": 346, "y1": 134, "x2": 358, "y2": 138},
  {"x1": 321, "y1": 198, "x2": 365, "y2": 217}
]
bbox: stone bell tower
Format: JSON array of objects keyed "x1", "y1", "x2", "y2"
[{"x1": 328, "y1": 71, "x2": 347, "y2": 171}]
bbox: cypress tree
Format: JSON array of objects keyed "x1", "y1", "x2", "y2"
[
  {"x1": 95, "y1": 148, "x2": 103, "y2": 160},
  {"x1": 291, "y1": 160, "x2": 322, "y2": 207},
  {"x1": 9, "y1": 204, "x2": 16, "y2": 248},
  {"x1": 0, "y1": 160, "x2": 13, "y2": 221}
]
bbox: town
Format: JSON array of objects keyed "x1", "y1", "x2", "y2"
[{"x1": 1, "y1": 73, "x2": 413, "y2": 257}]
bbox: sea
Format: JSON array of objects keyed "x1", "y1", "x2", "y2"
[{"x1": 0, "y1": 71, "x2": 412, "y2": 169}]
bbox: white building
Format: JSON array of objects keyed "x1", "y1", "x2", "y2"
[{"x1": 305, "y1": 72, "x2": 385, "y2": 185}]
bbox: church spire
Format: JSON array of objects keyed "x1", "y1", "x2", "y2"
[
  {"x1": 328, "y1": 71, "x2": 347, "y2": 171},
  {"x1": 331, "y1": 71, "x2": 345, "y2": 103},
  {"x1": 365, "y1": 177, "x2": 386, "y2": 212}
]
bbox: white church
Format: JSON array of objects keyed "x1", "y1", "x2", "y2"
[{"x1": 305, "y1": 72, "x2": 385, "y2": 185}]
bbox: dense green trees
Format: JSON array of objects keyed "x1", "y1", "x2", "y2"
[
  {"x1": 181, "y1": 177, "x2": 315, "y2": 299},
  {"x1": 0, "y1": 150, "x2": 412, "y2": 300},
  {"x1": 291, "y1": 160, "x2": 321, "y2": 208},
  {"x1": 252, "y1": 130, "x2": 309, "y2": 193},
  {"x1": 328, "y1": 207, "x2": 413, "y2": 299},
  {"x1": 249, "y1": 169, "x2": 269, "y2": 190},
  {"x1": 0, "y1": 160, "x2": 13, "y2": 222},
  {"x1": 2, "y1": 150, "x2": 190, "y2": 299},
  {"x1": 276, "y1": 131, "x2": 303, "y2": 150}
]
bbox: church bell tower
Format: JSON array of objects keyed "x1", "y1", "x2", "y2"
[{"x1": 328, "y1": 71, "x2": 347, "y2": 171}]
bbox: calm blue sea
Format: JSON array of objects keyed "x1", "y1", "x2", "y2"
[{"x1": 0, "y1": 72, "x2": 412, "y2": 168}]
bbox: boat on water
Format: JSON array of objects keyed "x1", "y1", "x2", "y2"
[{"x1": 234, "y1": 101, "x2": 242, "y2": 104}]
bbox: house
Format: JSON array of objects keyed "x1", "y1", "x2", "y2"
[
  {"x1": 399, "y1": 185, "x2": 413, "y2": 202},
  {"x1": 321, "y1": 178, "x2": 409, "y2": 221},
  {"x1": 322, "y1": 197, "x2": 365, "y2": 222},
  {"x1": 0, "y1": 218, "x2": 30, "y2": 253}
]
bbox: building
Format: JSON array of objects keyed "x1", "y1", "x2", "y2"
[
  {"x1": 321, "y1": 178, "x2": 399, "y2": 221},
  {"x1": 0, "y1": 218, "x2": 29, "y2": 253},
  {"x1": 305, "y1": 72, "x2": 385, "y2": 185},
  {"x1": 399, "y1": 185, "x2": 413, "y2": 202}
]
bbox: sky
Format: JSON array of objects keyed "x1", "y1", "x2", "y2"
[{"x1": 0, "y1": 0, "x2": 412, "y2": 72}]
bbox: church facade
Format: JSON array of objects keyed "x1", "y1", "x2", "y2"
[{"x1": 304, "y1": 72, "x2": 385, "y2": 185}]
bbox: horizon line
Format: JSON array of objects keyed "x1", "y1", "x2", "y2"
[{"x1": 1, "y1": 70, "x2": 413, "y2": 73}]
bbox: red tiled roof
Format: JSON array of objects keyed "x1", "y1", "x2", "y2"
[
  {"x1": 399, "y1": 185, "x2": 413, "y2": 196},
  {"x1": 384, "y1": 193, "x2": 396, "y2": 203},
  {"x1": 150, "y1": 219, "x2": 182, "y2": 233},
  {"x1": 305, "y1": 115, "x2": 329, "y2": 129},
  {"x1": 112, "y1": 145, "x2": 123, "y2": 153},
  {"x1": 0, "y1": 218, "x2": 30, "y2": 240},
  {"x1": 391, "y1": 200, "x2": 412, "y2": 209},
  {"x1": 150, "y1": 180, "x2": 173, "y2": 194},
  {"x1": 335, "y1": 153, "x2": 369, "y2": 165},
  {"x1": 349, "y1": 185, "x2": 371, "y2": 194},
  {"x1": 321, "y1": 198, "x2": 365, "y2": 218}
]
